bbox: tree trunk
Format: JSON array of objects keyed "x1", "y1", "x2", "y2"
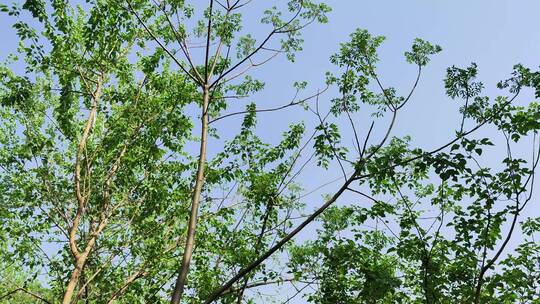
[
  {"x1": 62, "y1": 239, "x2": 95, "y2": 304},
  {"x1": 63, "y1": 258, "x2": 85, "y2": 304},
  {"x1": 171, "y1": 86, "x2": 210, "y2": 304}
]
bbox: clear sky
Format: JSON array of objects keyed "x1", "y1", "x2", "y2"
[
  {"x1": 224, "y1": 0, "x2": 540, "y2": 230},
  {"x1": 1, "y1": 0, "x2": 540, "y2": 301}
]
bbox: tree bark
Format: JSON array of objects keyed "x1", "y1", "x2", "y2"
[
  {"x1": 63, "y1": 246, "x2": 91, "y2": 304},
  {"x1": 171, "y1": 86, "x2": 210, "y2": 304},
  {"x1": 63, "y1": 77, "x2": 102, "y2": 304}
]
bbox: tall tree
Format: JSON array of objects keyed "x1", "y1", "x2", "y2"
[{"x1": 1, "y1": 1, "x2": 539, "y2": 304}]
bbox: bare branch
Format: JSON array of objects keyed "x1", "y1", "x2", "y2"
[
  {"x1": 204, "y1": 0, "x2": 215, "y2": 82},
  {"x1": 210, "y1": 4, "x2": 303, "y2": 88},
  {"x1": 210, "y1": 85, "x2": 328, "y2": 124}
]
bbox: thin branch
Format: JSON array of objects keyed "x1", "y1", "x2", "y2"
[
  {"x1": 221, "y1": 278, "x2": 295, "y2": 296},
  {"x1": 126, "y1": 0, "x2": 201, "y2": 86},
  {"x1": 210, "y1": 4, "x2": 303, "y2": 88},
  {"x1": 106, "y1": 270, "x2": 146, "y2": 304},
  {"x1": 154, "y1": 0, "x2": 204, "y2": 83},
  {"x1": 210, "y1": 85, "x2": 328, "y2": 124},
  {"x1": 204, "y1": 0, "x2": 215, "y2": 81},
  {"x1": 0, "y1": 288, "x2": 53, "y2": 304},
  {"x1": 397, "y1": 65, "x2": 422, "y2": 110},
  {"x1": 217, "y1": 51, "x2": 279, "y2": 86},
  {"x1": 359, "y1": 121, "x2": 375, "y2": 160},
  {"x1": 345, "y1": 109, "x2": 362, "y2": 155}
]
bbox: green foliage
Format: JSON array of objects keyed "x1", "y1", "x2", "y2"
[
  {"x1": 314, "y1": 122, "x2": 346, "y2": 169},
  {"x1": 444, "y1": 63, "x2": 484, "y2": 99},
  {"x1": 404, "y1": 38, "x2": 442, "y2": 66},
  {"x1": 0, "y1": 262, "x2": 51, "y2": 303},
  {"x1": 0, "y1": 1, "x2": 539, "y2": 304}
]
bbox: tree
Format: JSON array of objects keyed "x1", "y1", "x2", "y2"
[
  {"x1": 0, "y1": 1, "x2": 539, "y2": 304},
  {"x1": 0, "y1": 256, "x2": 52, "y2": 304}
]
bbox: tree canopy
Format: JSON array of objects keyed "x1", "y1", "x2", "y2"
[{"x1": 0, "y1": 1, "x2": 539, "y2": 304}]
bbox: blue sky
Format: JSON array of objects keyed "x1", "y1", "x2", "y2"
[{"x1": 220, "y1": 0, "x2": 540, "y2": 218}]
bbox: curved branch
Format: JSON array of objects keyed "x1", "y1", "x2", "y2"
[
  {"x1": 397, "y1": 65, "x2": 422, "y2": 110},
  {"x1": 0, "y1": 288, "x2": 52, "y2": 304},
  {"x1": 210, "y1": 86, "x2": 328, "y2": 124}
]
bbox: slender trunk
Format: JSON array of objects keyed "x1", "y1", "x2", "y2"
[
  {"x1": 171, "y1": 86, "x2": 210, "y2": 304},
  {"x1": 64, "y1": 78, "x2": 102, "y2": 304},
  {"x1": 63, "y1": 252, "x2": 89, "y2": 304},
  {"x1": 421, "y1": 254, "x2": 433, "y2": 304},
  {"x1": 62, "y1": 236, "x2": 98, "y2": 304}
]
